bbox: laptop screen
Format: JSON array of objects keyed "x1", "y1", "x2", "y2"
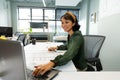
[{"x1": 0, "y1": 40, "x2": 27, "y2": 80}]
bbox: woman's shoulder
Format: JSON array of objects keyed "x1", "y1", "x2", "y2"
[
  {"x1": 72, "y1": 31, "x2": 84, "y2": 40},
  {"x1": 73, "y1": 31, "x2": 82, "y2": 36}
]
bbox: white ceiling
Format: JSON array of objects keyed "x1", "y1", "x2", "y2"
[
  {"x1": 56, "y1": 0, "x2": 82, "y2": 6},
  {"x1": 8, "y1": 0, "x2": 82, "y2": 7},
  {"x1": 9, "y1": 0, "x2": 54, "y2": 3},
  {"x1": 9, "y1": 0, "x2": 55, "y2": 7}
]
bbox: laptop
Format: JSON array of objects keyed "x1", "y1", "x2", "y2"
[{"x1": 0, "y1": 40, "x2": 59, "y2": 80}]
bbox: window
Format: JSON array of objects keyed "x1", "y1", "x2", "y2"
[
  {"x1": 18, "y1": 8, "x2": 30, "y2": 19},
  {"x1": 45, "y1": 9, "x2": 55, "y2": 20},
  {"x1": 18, "y1": 8, "x2": 55, "y2": 32},
  {"x1": 17, "y1": 7, "x2": 79, "y2": 33},
  {"x1": 32, "y1": 9, "x2": 43, "y2": 20},
  {"x1": 18, "y1": 20, "x2": 31, "y2": 32},
  {"x1": 55, "y1": 9, "x2": 67, "y2": 21},
  {"x1": 18, "y1": 8, "x2": 31, "y2": 32}
]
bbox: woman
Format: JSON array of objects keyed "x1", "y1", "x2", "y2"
[{"x1": 33, "y1": 11, "x2": 88, "y2": 76}]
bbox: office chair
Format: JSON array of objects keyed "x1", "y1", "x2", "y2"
[
  {"x1": 17, "y1": 34, "x2": 26, "y2": 46},
  {"x1": 83, "y1": 35, "x2": 105, "y2": 71}
]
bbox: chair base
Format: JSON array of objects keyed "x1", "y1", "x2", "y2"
[{"x1": 86, "y1": 64, "x2": 95, "y2": 71}]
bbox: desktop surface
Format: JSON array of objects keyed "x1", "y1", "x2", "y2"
[
  {"x1": 24, "y1": 42, "x2": 77, "y2": 72},
  {"x1": 54, "y1": 72, "x2": 120, "y2": 80}
]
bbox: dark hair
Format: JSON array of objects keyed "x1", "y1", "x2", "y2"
[{"x1": 60, "y1": 12, "x2": 80, "y2": 31}]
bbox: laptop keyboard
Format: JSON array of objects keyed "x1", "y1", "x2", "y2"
[
  {"x1": 27, "y1": 69, "x2": 53, "y2": 80},
  {"x1": 26, "y1": 68, "x2": 47, "y2": 80},
  {"x1": 26, "y1": 68, "x2": 59, "y2": 80}
]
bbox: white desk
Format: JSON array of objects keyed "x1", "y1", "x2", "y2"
[
  {"x1": 24, "y1": 42, "x2": 77, "y2": 72},
  {"x1": 54, "y1": 72, "x2": 120, "y2": 80},
  {"x1": 24, "y1": 42, "x2": 120, "y2": 80}
]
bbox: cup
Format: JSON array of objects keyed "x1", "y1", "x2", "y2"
[{"x1": 32, "y1": 39, "x2": 36, "y2": 45}]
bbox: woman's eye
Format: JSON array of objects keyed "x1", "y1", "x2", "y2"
[{"x1": 65, "y1": 22, "x2": 69, "y2": 24}]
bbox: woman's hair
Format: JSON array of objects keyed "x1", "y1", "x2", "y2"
[{"x1": 60, "y1": 11, "x2": 80, "y2": 31}]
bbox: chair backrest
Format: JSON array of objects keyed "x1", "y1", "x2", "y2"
[
  {"x1": 17, "y1": 34, "x2": 26, "y2": 46},
  {"x1": 83, "y1": 35, "x2": 105, "y2": 59}
]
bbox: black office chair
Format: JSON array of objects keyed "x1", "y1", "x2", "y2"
[
  {"x1": 17, "y1": 34, "x2": 26, "y2": 46},
  {"x1": 83, "y1": 35, "x2": 105, "y2": 71}
]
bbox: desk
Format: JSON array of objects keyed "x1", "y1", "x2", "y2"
[
  {"x1": 24, "y1": 42, "x2": 77, "y2": 72},
  {"x1": 54, "y1": 72, "x2": 120, "y2": 80}
]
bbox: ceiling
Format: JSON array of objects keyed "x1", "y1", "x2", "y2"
[
  {"x1": 8, "y1": 0, "x2": 82, "y2": 7},
  {"x1": 9, "y1": 0, "x2": 55, "y2": 7},
  {"x1": 56, "y1": 0, "x2": 82, "y2": 6}
]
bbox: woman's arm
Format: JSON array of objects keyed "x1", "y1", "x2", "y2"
[
  {"x1": 48, "y1": 44, "x2": 68, "y2": 51},
  {"x1": 32, "y1": 61, "x2": 55, "y2": 76},
  {"x1": 51, "y1": 35, "x2": 84, "y2": 66}
]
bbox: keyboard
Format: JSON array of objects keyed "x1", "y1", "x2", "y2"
[{"x1": 26, "y1": 68, "x2": 59, "y2": 80}]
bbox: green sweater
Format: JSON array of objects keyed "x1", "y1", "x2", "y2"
[{"x1": 51, "y1": 31, "x2": 87, "y2": 70}]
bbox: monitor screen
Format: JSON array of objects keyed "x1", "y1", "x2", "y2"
[
  {"x1": 30, "y1": 22, "x2": 48, "y2": 28},
  {"x1": 0, "y1": 27, "x2": 13, "y2": 37}
]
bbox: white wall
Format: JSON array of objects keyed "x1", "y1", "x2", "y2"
[
  {"x1": 89, "y1": 0, "x2": 120, "y2": 71},
  {"x1": 98, "y1": 0, "x2": 120, "y2": 71},
  {"x1": 98, "y1": 14, "x2": 120, "y2": 71},
  {"x1": 79, "y1": 0, "x2": 90, "y2": 35},
  {"x1": 0, "y1": 0, "x2": 11, "y2": 26},
  {"x1": 89, "y1": 0, "x2": 99, "y2": 34}
]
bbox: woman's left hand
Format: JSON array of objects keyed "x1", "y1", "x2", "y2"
[{"x1": 32, "y1": 61, "x2": 55, "y2": 76}]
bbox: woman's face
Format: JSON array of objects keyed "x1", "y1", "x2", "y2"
[{"x1": 61, "y1": 17, "x2": 75, "y2": 32}]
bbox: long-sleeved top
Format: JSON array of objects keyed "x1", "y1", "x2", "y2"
[{"x1": 51, "y1": 30, "x2": 87, "y2": 70}]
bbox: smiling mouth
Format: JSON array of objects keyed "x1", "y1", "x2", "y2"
[{"x1": 63, "y1": 27, "x2": 67, "y2": 30}]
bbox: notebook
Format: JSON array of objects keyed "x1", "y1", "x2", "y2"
[{"x1": 0, "y1": 40, "x2": 59, "y2": 80}]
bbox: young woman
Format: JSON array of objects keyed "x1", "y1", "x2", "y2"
[{"x1": 33, "y1": 11, "x2": 88, "y2": 76}]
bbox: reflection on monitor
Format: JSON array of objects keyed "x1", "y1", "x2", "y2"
[{"x1": 0, "y1": 27, "x2": 13, "y2": 37}]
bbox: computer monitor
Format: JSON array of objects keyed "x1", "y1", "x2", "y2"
[
  {"x1": 0, "y1": 27, "x2": 13, "y2": 37},
  {"x1": 30, "y1": 22, "x2": 48, "y2": 28}
]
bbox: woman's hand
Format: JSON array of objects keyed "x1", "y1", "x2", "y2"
[
  {"x1": 32, "y1": 61, "x2": 55, "y2": 76},
  {"x1": 48, "y1": 46, "x2": 58, "y2": 51}
]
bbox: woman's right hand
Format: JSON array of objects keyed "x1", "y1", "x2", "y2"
[{"x1": 48, "y1": 46, "x2": 58, "y2": 51}]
